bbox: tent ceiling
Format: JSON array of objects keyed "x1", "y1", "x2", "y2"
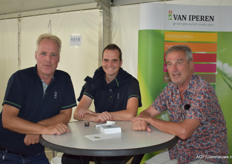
[
  {"x1": 0, "y1": 0, "x2": 111, "y2": 19},
  {"x1": 0, "y1": 0, "x2": 231, "y2": 20},
  {"x1": 0, "y1": 0, "x2": 166, "y2": 18},
  {"x1": 0, "y1": 0, "x2": 99, "y2": 15}
]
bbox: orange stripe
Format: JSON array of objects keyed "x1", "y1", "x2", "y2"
[{"x1": 164, "y1": 42, "x2": 217, "y2": 52}]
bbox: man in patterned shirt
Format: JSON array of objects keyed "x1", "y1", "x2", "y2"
[{"x1": 132, "y1": 45, "x2": 229, "y2": 164}]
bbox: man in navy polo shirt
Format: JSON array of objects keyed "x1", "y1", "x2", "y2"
[
  {"x1": 75, "y1": 44, "x2": 142, "y2": 123},
  {"x1": 0, "y1": 33, "x2": 76, "y2": 164},
  {"x1": 62, "y1": 44, "x2": 142, "y2": 164}
]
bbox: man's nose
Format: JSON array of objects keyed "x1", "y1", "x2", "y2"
[
  {"x1": 108, "y1": 61, "x2": 113, "y2": 66},
  {"x1": 45, "y1": 55, "x2": 52, "y2": 62},
  {"x1": 172, "y1": 63, "x2": 178, "y2": 71}
]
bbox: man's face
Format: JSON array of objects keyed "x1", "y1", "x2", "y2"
[
  {"x1": 102, "y1": 49, "x2": 122, "y2": 81},
  {"x1": 35, "y1": 39, "x2": 60, "y2": 79},
  {"x1": 166, "y1": 50, "x2": 194, "y2": 87}
]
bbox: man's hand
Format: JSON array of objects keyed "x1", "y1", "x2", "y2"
[
  {"x1": 42, "y1": 123, "x2": 70, "y2": 135},
  {"x1": 24, "y1": 134, "x2": 40, "y2": 146},
  {"x1": 94, "y1": 112, "x2": 114, "y2": 123},
  {"x1": 131, "y1": 117, "x2": 151, "y2": 132},
  {"x1": 24, "y1": 123, "x2": 70, "y2": 146}
]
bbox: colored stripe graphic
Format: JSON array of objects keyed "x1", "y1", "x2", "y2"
[
  {"x1": 164, "y1": 42, "x2": 217, "y2": 52},
  {"x1": 164, "y1": 63, "x2": 216, "y2": 73},
  {"x1": 193, "y1": 53, "x2": 217, "y2": 62},
  {"x1": 194, "y1": 64, "x2": 216, "y2": 73},
  {"x1": 197, "y1": 74, "x2": 216, "y2": 83},
  {"x1": 165, "y1": 31, "x2": 217, "y2": 42},
  {"x1": 163, "y1": 53, "x2": 217, "y2": 62}
]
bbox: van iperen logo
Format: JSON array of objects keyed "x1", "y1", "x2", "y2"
[
  {"x1": 168, "y1": 10, "x2": 215, "y2": 22},
  {"x1": 168, "y1": 10, "x2": 173, "y2": 20}
]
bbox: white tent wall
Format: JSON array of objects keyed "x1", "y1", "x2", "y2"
[
  {"x1": 0, "y1": 9, "x2": 100, "y2": 116},
  {"x1": 0, "y1": 19, "x2": 18, "y2": 109},
  {"x1": 111, "y1": 4, "x2": 139, "y2": 78}
]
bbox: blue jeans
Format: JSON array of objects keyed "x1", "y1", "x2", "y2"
[{"x1": 0, "y1": 150, "x2": 49, "y2": 164}]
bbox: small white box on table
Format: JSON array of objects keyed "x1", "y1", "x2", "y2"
[{"x1": 100, "y1": 125, "x2": 121, "y2": 134}]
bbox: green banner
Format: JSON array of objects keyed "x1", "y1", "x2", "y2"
[
  {"x1": 138, "y1": 30, "x2": 165, "y2": 113},
  {"x1": 138, "y1": 30, "x2": 232, "y2": 163}
]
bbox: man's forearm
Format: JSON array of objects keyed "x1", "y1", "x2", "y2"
[
  {"x1": 138, "y1": 110, "x2": 153, "y2": 118},
  {"x1": 82, "y1": 113, "x2": 99, "y2": 122},
  {"x1": 39, "y1": 111, "x2": 71, "y2": 125}
]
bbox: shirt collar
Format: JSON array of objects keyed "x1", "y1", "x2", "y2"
[
  {"x1": 33, "y1": 65, "x2": 56, "y2": 83},
  {"x1": 185, "y1": 74, "x2": 199, "y2": 94}
]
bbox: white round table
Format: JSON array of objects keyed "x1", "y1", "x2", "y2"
[{"x1": 40, "y1": 121, "x2": 177, "y2": 163}]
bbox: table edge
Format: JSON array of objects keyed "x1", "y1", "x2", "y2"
[{"x1": 40, "y1": 135, "x2": 177, "y2": 157}]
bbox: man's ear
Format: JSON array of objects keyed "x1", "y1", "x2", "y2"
[
  {"x1": 35, "y1": 51, "x2": 37, "y2": 60},
  {"x1": 190, "y1": 60, "x2": 194, "y2": 70},
  {"x1": 120, "y1": 59, "x2": 123, "y2": 67}
]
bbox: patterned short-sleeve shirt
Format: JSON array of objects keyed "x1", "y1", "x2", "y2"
[{"x1": 152, "y1": 74, "x2": 228, "y2": 164}]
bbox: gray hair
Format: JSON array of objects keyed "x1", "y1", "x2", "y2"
[
  {"x1": 36, "y1": 33, "x2": 62, "y2": 53},
  {"x1": 165, "y1": 45, "x2": 193, "y2": 62}
]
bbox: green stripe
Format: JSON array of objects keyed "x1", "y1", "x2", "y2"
[
  {"x1": 128, "y1": 95, "x2": 141, "y2": 100},
  {"x1": 84, "y1": 92, "x2": 94, "y2": 99},
  {"x1": 3, "y1": 100, "x2": 22, "y2": 108},
  {"x1": 61, "y1": 103, "x2": 77, "y2": 109},
  {"x1": 115, "y1": 78, "x2": 119, "y2": 87}
]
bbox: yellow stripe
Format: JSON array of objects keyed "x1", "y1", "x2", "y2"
[{"x1": 165, "y1": 31, "x2": 217, "y2": 42}]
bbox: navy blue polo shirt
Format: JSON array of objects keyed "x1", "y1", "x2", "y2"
[
  {"x1": 81, "y1": 67, "x2": 142, "y2": 113},
  {"x1": 0, "y1": 66, "x2": 76, "y2": 155}
]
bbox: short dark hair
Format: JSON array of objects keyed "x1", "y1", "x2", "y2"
[{"x1": 102, "y1": 44, "x2": 122, "y2": 61}]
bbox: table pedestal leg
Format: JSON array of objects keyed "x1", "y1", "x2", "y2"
[{"x1": 131, "y1": 154, "x2": 144, "y2": 164}]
